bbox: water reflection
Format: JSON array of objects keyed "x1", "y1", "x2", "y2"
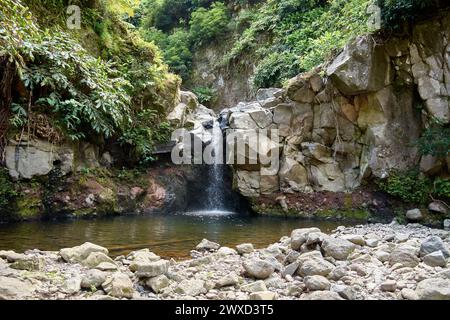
[{"x1": 0, "y1": 214, "x2": 355, "y2": 259}]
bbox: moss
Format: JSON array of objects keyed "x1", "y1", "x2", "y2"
[
  {"x1": 314, "y1": 208, "x2": 370, "y2": 221},
  {"x1": 16, "y1": 194, "x2": 42, "y2": 219}
]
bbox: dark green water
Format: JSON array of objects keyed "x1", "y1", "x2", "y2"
[{"x1": 0, "y1": 213, "x2": 353, "y2": 259}]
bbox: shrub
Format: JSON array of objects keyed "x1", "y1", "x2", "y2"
[
  {"x1": 189, "y1": 2, "x2": 230, "y2": 46},
  {"x1": 378, "y1": 170, "x2": 432, "y2": 204},
  {"x1": 416, "y1": 123, "x2": 450, "y2": 158},
  {"x1": 192, "y1": 86, "x2": 215, "y2": 105},
  {"x1": 0, "y1": 168, "x2": 18, "y2": 208}
]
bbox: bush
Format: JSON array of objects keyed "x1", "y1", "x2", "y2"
[
  {"x1": 378, "y1": 170, "x2": 433, "y2": 204},
  {"x1": 189, "y1": 2, "x2": 230, "y2": 46},
  {"x1": 0, "y1": 168, "x2": 18, "y2": 208},
  {"x1": 192, "y1": 86, "x2": 215, "y2": 105},
  {"x1": 416, "y1": 123, "x2": 450, "y2": 158}
]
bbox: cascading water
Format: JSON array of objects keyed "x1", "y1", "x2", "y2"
[
  {"x1": 205, "y1": 122, "x2": 225, "y2": 211},
  {"x1": 184, "y1": 120, "x2": 238, "y2": 216}
]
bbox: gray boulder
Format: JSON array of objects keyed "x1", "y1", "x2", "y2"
[
  {"x1": 420, "y1": 236, "x2": 450, "y2": 258},
  {"x1": 321, "y1": 236, "x2": 356, "y2": 260},
  {"x1": 416, "y1": 278, "x2": 450, "y2": 300},
  {"x1": 60, "y1": 242, "x2": 109, "y2": 263},
  {"x1": 243, "y1": 259, "x2": 275, "y2": 279}
]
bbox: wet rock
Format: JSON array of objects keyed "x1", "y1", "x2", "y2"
[
  {"x1": 249, "y1": 291, "x2": 277, "y2": 300},
  {"x1": 146, "y1": 275, "x2": 170, "y2": 293},
  {"x1": 304, "y1": 275, "x2": 331, "y2": 291},
  {"x1": 236, "y1": 243, "x2": 254, "y2": 255},
  {"x1": 420, "y1": 236, "x2": 450, "y2": 258},
  {"x1": 59, "y1": 242, "x2": 108, "y2": 263},
  {"x1": 243, "y1": 259, "x2": 275, "y2": 279},
  {"x1": 423, "y1": 251, "x2": 447, "y2": 267},
  {"x1": 416, "y1": 278, "x2": 450, "y2": 300},
  {"x1": 102, "y1": 272, "x2": 134, "y2": 299},
  {"x1": 321, "y1": 237, "x2": 356, "y2": 260},
  {"x1": 81, "y1": 270, "x2": 108, "y2": 289},
  {"x1": 196, "y1": 239, "x2": 220, "y2": 251}
]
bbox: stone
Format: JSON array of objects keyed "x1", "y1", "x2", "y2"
[
  {"x1": 300, "y1": 290, "x2": 344, "y2": 300},
  {"x1": 444, "y1": 219, "x2": 450, "y2": 231},
  {"x1": 256, "y1": 88, "x2": 284, "y2": 101},
  {"x1": 375, "y1": 251, "x2": 390, "y2": 262},
  {"x1": 82, "y1": 252, "x2": 115, "y2": 268},
  {"x1": 243, "y1": 259, "x2": 275, "y2": 279},
  {"x1": 175, "y1": 279, "x2": 206, "y2": 296},
  {"x1": 241, "y1": 280, "x2": 267, "y2": 293},
  {"x1": 365, "y1": 238, "x2": 379, "y2": 248},
  {"x1": 420, "y1": 236, "x2": 450, "y2": 258},
  {"x1": 281, "y1": 262, "x2": 300, "y2": 278},
  {"x1": 331, "y1": 284, "x2": 356, "y2": 300},
  {"x1": 81, "y1": 269, "x2": 108, "y2": 289},
  {"x1": 128, "y1": 249, "x2": 160, "y2": 264},
  {"x1": 425, "y1": 98, "x2": 450, "y2": 123},
  {"x1": 420, "y1": 155, "x2": 444, "y2": 175},
  {"x1": 215, "y1": 273, "x2": 239, "y2": 288},
  {"x1": 290, "y1": 228, "x2": 321, "y2": 250},
  {"x1": 380, "y1": 280, "x2": 397, "y2": 292},
  {"x1": 0, "y1": 276, "x2": 35, "y2": 299},
  {"x1": 328, "y1": 267, "x2": 347, "y2": 281},
  {"x1": 341, "y1": 235, "x2": 366, "y2": 246},
  {"x1": 406, "y1": 208, "x2": 423, "y2": 222},
  {"x1": 321, "y1": 237, "x2": 356, "y2": 260},
  {"x1": 235, "y1": 170, "x2": 260, "y2": 197},
  {"x1": 248, "y1": 109, "x2": 273, "y2": 129},
  {"x1": 297, "y1": 251, "x2": 335, "y2": 277},
  {"x1": 286, "y1": 76, "x2": 315, "y2": 103},
  {"x1": 229, "y1": 112, "x2": 258, "y2": 130},
  {"x1": 217, "y1": 247, "x2": 237, "y2": 256},
  {"x1": 146, "y1": 275, "x2": 170, "y2": 293},
  {"x1": 304, "y1": 275, "x2": 331, "y2": 291},
  {"x1": 236, "y1": 243, "x2": 254, "y2": 254},
  {"x1": 428, "y1": 202, "x2": 448, "y2": 214},
  {"x1": 423, "y1": 251, "x2": 447, "y2": 267},
  {"x1": 102, "y1": 272, "x2": 134, "y2": 299},
  {"x1": 326, "y1": 35, "x2": 391, "y2": 95},
  {"x1": 249, "y1": 291, "x2": 277, "y2": 300},
  {"x1": 279, "y1": 158, "x2": 309, "y2": 192},
  {"x1": 132, "y1": 259, "x2": 170, "y2": 278},
  {"x1": 5, "y1": 139, "x2": 74, "y2": 179},
  {"x1": 401, "y1": 288, "x2": 419, "y2": 300},
  {"x1": 96, "y1": 262, "x2": 118, "y2": 271},
  {"x1": 60, "y1": 242, "x2": 108, "y2": 263},
  {"x1": 195, "y1": 239, "x2": 220, "y2": 251},
  {"x1": 389, "y1": 245, "x2": 420, "y2": 268},
  {"x1": 416, "y1": 278, "x2": 450, "y2": 300},
  {"x1": 63, "y1": 277, "x2": 82, "y2": 294},
  {"x1": 0, "y1": 250, "x2": 28, "y2": 262},
  {"x1": 10, "y1": 257, "x2": 45, "y2": 271}
]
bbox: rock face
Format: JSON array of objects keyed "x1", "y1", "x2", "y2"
[{"x1": 221, "y1": 14, "x2": 450, "y2": 200}]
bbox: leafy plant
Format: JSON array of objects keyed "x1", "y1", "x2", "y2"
[
  {"x1": 0, "y1": 168, "x2": 18, "y2": 208},
  {"x1": 192, "y1": 86, "x2": 215, "y2": 105},
  {"x1": 378, "y1": 170, "x2": 433, "y2": 204},
  {"x1": 189, "y1": 2, "x2": 230, "y2": 46},
  {"x1": 416, "y1": 123, "x2": 450, "y2": 158}
]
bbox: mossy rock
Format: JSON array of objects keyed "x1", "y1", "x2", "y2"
[{"x1": 16, "y1": 193, "x2": 43, "y2": 220}]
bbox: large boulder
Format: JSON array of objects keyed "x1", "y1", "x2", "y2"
[
  {"x1": 195, "y1": 239, "x2": 220, "y2": 251},
  {"x1": 175, "y1": 279, "x2": 206, "y2": 296},
  {"x1": 321, "y1": 236, "x2": 356, "y2": 260},
  {"x1": 102, "y1": 272, "x2": 134, "y2": 299},
  {"x1": 5, "y1": 138, "x2": 74, "y2": 179},
  {"x1": 243, "y1": 259, "x2": 275, "y2": 279},
  {"x1": 132, "y1": 259, "x2": 170, "y2": 278},
  {"x1": 389, "y1": 244, "x2": 420, "y2": 268},
  {"x1": 420, "y1": 236, "x2": 450, "y2": 258},
  {"x1": 297, "y1": 251, "x2": 335, "y2": 277},
  {"x1": 59, "y1": 242, "x2": 109, "y2": 263},
  {"x1": 279, "y1": 157, "x2": 309, "y2": 192},
  {"x1": 290, "y1": 228, "x2": 321, "y2": 250},
  {"x1": 326, "y1": 35, "x2": 392, "y2": 95},
  {"x1": 0, "y1": 276, "x2": 35, "y2": 299},
  {"x1": 416, "y1": 278, "x2": 450, "y2": 300}
]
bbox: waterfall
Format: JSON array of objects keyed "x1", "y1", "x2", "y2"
[{"x1": 205, "y1": 122, "x2": 225, "y2": 210}]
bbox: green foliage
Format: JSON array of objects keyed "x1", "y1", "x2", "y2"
[
  {"x1": 225, "y1": 0, "x2": 373, "y2": 88},
  {"x1": 189, "y1": 2, "x2": 230, "y2": 46},
  {"x1": 378, "y1": 0, "x2": 449, "y2": 30},
  {"x1": 0, "y1": 168, "x2": 18, "y2": 208},
  {"x1": 416, "y1": 123, "x2": 450, "y2": 158},
  {"x1": 192, "y1": 86, "x2": 215, "y2": 105},
  {"x1": 433, "y1": 178, "x2": 450, "y2": 199},
  {"x1": 378, "y1": 170, "x2": 433, "y2": 204}
]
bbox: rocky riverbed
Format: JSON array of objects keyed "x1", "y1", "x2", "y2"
[{"x1": 1, "y1": 222, "x2": 450, "y2": 300}]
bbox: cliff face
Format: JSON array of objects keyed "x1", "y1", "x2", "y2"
[{"x1": 220, "y1": 13, "x2": 449, "y2": 216}]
